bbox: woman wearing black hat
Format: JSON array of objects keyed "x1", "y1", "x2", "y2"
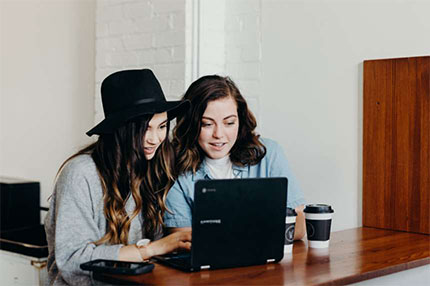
[{"x1": 44, "y1": 69, "x2": 191, "y2": 285}]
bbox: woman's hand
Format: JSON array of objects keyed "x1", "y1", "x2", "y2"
[
  {"x1": 294, "y1": 205, "x2": 306, "y2": 240},
  {"x1": 141, "y1": 231, "x2": 192, "y2": 259}
]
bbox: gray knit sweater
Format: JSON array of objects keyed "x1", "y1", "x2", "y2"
[{"x1": 44, "y1": 155, "x2": 158, "y2": 285}]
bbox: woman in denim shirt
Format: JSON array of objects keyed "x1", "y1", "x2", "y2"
[{"x1": 164, "y1": 75, "x2": 306, "y2": 240}]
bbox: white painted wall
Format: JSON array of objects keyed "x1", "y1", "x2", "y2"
[
  {"x1": 198, "y1": 0, "x2": 226, "y2": 76},
  {"x1": 261, "y1": 0, "x2": 430, "y2": 231},
  {"x1": 0, "y1": 0, "x2": 95, "y2": 209}
]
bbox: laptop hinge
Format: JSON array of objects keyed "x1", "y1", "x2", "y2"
[
  {"x1": 200, "y1": 265, "x2": 210, "y2": 270},
  {"x1": 267, "y1": 259, "x2": 275, "y2": 263}
]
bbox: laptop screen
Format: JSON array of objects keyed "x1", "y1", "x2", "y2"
[{"x1": 190, "y1": 177, "x2": 288, "y2": 270}]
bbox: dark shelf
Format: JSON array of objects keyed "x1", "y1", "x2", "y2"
[{"x1": 0, "y1": 225, "x2": 48, "y2": 258}]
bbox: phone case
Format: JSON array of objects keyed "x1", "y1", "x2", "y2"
[{"x1": 80, "y1": 259, "x2": 154, "y2": 275}]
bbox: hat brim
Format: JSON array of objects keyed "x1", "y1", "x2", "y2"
[{"x1": 86, "y1": 99, "x2": 190, "y2": 136}]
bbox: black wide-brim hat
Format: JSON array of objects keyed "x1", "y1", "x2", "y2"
[{"x1": 87, "y1": 69, "x2": 190, "y2": 136}]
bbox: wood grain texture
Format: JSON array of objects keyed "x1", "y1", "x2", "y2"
[
  {"x1": 97, "y1": 228, "x2": 430, "y2": 286},
  {"x1": 363, "y1": 56, "x2": 430, "y2": 234}
]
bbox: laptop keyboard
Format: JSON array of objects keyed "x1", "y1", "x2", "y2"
[
  {"x1": 159, "y1": 252, "x2": 191, "y2": 260},
  {"x1": 154, "y1": 252, "x2": 192, "y2": 268},
  {"x1": 170, "y1": 256, "x2": 191, "y2": 267}
]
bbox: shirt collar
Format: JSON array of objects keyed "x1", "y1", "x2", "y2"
[
  {"x1": 192, "y1": 160, "x2": 211, "y2": 180},
  {"x1": 191, "y1": 159, "x2": 248, "y2": 180},
  {"x1": 232, "y1": 164, "x2": 248, "y2": 178}
]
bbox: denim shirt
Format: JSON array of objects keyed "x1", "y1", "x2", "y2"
[{"x1": 164, "y1": 138, "x2": 306, "y2": 228}]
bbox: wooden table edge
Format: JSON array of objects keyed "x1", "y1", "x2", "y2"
[{"x1": 323, "y1": 257, "x2": 430, "y2": 286}]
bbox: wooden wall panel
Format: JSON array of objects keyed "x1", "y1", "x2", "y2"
[{"x1": 363, "y1": 56, "x2": 429, "y2": 234}]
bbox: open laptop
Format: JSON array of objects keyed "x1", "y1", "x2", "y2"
[{"x1": 154, "y1": 177, "x2": 288, "y2": 272}]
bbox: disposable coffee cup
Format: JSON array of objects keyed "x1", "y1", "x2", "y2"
[
  {"x1": 284, "y1": 207, "x2": 297, "y2": 253},
  {"x1": 304, "y1": 204, "x2": 334, "y2": 248}
]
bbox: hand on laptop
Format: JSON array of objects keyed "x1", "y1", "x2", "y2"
[
  {"x1": 293, "y1": 205, "x2": 306, "y2": 240},
  {"x1": 144, "y1": 230, "x2": 192, "y2": 258}
]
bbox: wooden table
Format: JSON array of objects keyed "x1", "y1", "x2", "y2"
[{"x1": 96, "y1": 227, "x2": 430, "y2": 285}]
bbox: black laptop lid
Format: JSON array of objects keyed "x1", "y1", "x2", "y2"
[{"x1": 191, "y1": 177, "x2": 288, "y2": 270}]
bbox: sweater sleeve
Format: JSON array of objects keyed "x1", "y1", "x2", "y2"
[{"x1": 48, "y1": 157, "x2": 122, "y2": 284}]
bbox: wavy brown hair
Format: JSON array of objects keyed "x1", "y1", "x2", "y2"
[
  {"x1": 173, "y1": 75, "x2": 266, "y2": 174},
  {"x1": 58, "y1": 115, "x2": 174, "y2": 245}
]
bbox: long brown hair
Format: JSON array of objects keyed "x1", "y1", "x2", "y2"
[
  {"x1": 173, "y1": 75, "x2": 266, "y2": 174},
  {"x1": 58, "y1": 115, "x2": 174, "y2": 244}
]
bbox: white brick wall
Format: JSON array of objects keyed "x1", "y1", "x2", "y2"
[
  {"x1": 94, "y1": 0, "x2": 263, "y2": 125},
  {"x1": 95, "y1": 0, "x2": 189, "y2": 124},
  {"x1": 196, "y1": 0, "x2": 262, "y2": 122},
  {"x1": 224, "y1": 0, "x2": 262, "y2": 123}
]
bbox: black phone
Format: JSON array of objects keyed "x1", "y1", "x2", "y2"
[{"x1": 80, "y1": 259, "x2": 154, "y2": 275}]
